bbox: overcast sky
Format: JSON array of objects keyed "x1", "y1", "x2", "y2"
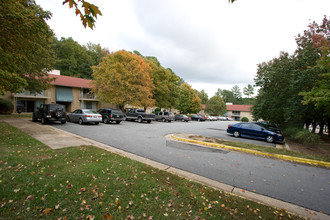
[{"x1": 36, "y1": 0, "x2": 329, "y2": 97}]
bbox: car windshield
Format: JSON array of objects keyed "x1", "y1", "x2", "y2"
[
  {"x1": 49, "y1": 105, "x2": 65, "y2": 111},
  {"x1": 83, "y1": 110, "x2": 96, "y2": 114},
  {"x1": 113, "y1": 110, "x2": 123, "y2": 114}
]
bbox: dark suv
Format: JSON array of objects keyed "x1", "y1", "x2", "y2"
[
  {"x1": 32, "y1": 104, "x2": 67, "y2": 124},
  {"x1": 97, "y1": 108, "x2": 124, "y2": 124}
]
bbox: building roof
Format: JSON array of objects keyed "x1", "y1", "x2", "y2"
[
  {"x1": 226, "y1": 104, "x2": 253, "y2": 112},
  {"x1": 48, "y1": 74, "x2": 93, "y2": 89}
]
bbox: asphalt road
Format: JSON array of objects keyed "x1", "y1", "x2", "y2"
[{"x1": 51, "y1": 120, "x2": 330, "y2": 214}]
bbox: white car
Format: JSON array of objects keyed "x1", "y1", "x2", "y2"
[{"x1": 67, "y1": 109, "x2": 102, "y2": 125}]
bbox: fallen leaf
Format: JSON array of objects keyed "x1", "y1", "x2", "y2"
[{"x1": 42, "y1": 208, "x2": 52, "y2": 214}]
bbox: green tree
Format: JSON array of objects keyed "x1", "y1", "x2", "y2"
[
  {"x1": 243, "y1": 84, "x2": 254, "y2": 98},
  {"x1": 299, "y1": 16, "x2": 330, "y2": 134},
  {"x1": 221, "y1": 89, "x2": 235, "y2": 103},
  {"x1": 205, "y1": 96, "x2": 226, "y2": 116},
  {"x1": 143, "y1": 57, "x2": 181, "y2": 111},
  {"x1": 177, "y1": 83, "x2": 202, "y2": 114},
  {"x1": 197, "y1": 89, "x2": 209, "y2": 104},
  {"x1": 52, "y1": 37, "x2": 107, "y2": 79},
  {"x1": 92, "y1": 50, "x2": 155, "y2": 111},
  {"x1": 86, "y1": 42, "x2": 109, "y2": 65},
  {"x1": 253, "y1": 17, "x2": 329, "y2": 132},
  {"x1": 0, "y1": 0, "x2": 55, "y2": 95},
  {"x1": 231, "y1": 85, "x2": 242, "y2": 102}
]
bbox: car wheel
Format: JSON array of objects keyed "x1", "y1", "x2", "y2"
[
  {"x1": 95, "y1": 122, "x2": 99, "y2": 125},
  {"x1": 138, "y1": 117, "x2": 142, "y2": 123},
  {"x1": 103, "y1": 118, "x2": 108, "y2": 124},
  {"x1": 266, "y1": 135, "x2": 275, "y2": 143},
  {"x1": 162, "y1": 118, "x2": 166, "y2": 122},
  {"x1": 61, "y1": 120, "x2": 66, "y2": 124},
  {"x1": 116, "y1": 121, "x2": 121, "y2": 124},
  {"x1": 41, "y1": 117, "x2": 46, "y2": 124},
  {"x1": 32, "y1": 114, "x2": 37, "y2": 122},
  {"x1": 79, "y1": 118, "x2": 84, "y2": 125},
  {"x1": 182, "y1": 119, "x2": 185, "y2": 122},
  {"x1": 147, "y1": 120, "x2": 151, "y2": 123},
  {"x1": 233, "y1": 131, "x2": 240, "y2": 137}
]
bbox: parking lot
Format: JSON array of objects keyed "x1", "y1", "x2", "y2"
[
  {"x1": 50, "y1": 119, "x2": 330, "y2": 215},
  {"x1": 53, "y1": 119, "x2": 276, "y2": 148}
]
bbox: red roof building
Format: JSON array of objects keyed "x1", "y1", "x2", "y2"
[
  {"x1": 226, "y1": 104, "x2": 253, "y2": 121},
  {"x1": 226, "y1": 104, "x2": 252, "y2": 112},
  {"x1": 48, "y1": 74, "x2": 93, "y2": 89}
]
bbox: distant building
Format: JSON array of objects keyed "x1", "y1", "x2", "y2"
[
  {"x1": 0, "y1": 71, "x2": 117, "y2": 113},
  {"x1": 226, "y1": 104, "x2": 253, "y2": 121}
]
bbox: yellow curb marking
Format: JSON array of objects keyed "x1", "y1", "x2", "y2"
[{"x1": 170, "y1": 135, "x2": 330, "y2": 168}]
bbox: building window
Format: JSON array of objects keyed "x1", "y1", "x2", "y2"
[
  {"x1": 16, "y1": 100, "x2": 44, "y2": 113},
  {"x1": 81, "y1": 89, "x2": 95, "y2": 99},
  {"x1": 232, "y1": 111, "x2": 240, "y2": 115}
]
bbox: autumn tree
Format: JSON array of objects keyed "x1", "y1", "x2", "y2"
[
  {"x1": 63, "y1": 0, "x2": 102, "y2": 29},
  {"x1": 0, "y1": 0, "x2": 56, "y2": 95},
  {"x1": 205, "y1": 96, "x2": 226, "y2": 116},
  {"x1": 177, "y1": 83, "x2": 202, "y2": 114},
  {"x1": 92, "y1": 50, "x2": 155, "y2": 111}
]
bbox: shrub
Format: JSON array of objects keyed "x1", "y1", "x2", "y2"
[
  {"x1": 283, "y1": 126, "x2": 321, "y2": 146},
  {"x1": 294, "y1": 129, "x2": 321, "y2": 145},
  {"x1": 0, "y1": 98, "x2": 13, "y2": 114},
  {"x1": 241, "y1": 117, "x2": 249, "y2": 122}
]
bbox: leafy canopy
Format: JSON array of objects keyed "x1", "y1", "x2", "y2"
[
  {"x1": 0, "y1": 0, "x2": 55, "y2": 95},
  {"x1": 205, "y1": 96, "x2": 226, "y2": 116},
  {"x1": 177, "y1": 83, "x2": 202, "y2": 114},
  {"x1": 253, "y1": 16, "x2": 329, "y2": 133},
  {"x1": 92, "y1": 50, "x2": 155, "y2": 110}
]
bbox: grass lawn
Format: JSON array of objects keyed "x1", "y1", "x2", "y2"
[
  {"x1": 0, "y1": 121, "x2": 303, "y2": 219},
  {"x1": 189, "y1": 135, "x2": 330, "y2": 163}
]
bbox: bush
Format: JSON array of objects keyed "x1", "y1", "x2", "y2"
[
  {"x1": 283, "y1": 126, "x2": 321, "y2": 146},
  {"x1": 241, "y1": 117, "x2": 249, "y2": 122},
  {"x1": 294, "y1": 129, "x2": 321, "y2": 145},
  {"x1": 0, "y1": 98, "x2": 13, "y2": 114}
]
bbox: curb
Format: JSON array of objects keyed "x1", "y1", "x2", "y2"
[{"x1": 170, "y1": 135, "x2": 330, "y2": 168}]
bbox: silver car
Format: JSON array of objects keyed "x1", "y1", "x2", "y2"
[{"x1": 67, "y1": 109, "x2": 102, "y2": 125}]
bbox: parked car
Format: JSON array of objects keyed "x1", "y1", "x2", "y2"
[
  {"x1": 198, "y1": 114, "x2": 207, "y2": 120},
  {"x1": 191, "y1": 115, "x2": 206, "y2": 121},
  {"x1": 174, "y1": 114, "x2": 190, "y2": 122},
  {"x1": 155, "y1": 111, "x2": 175, "y2": 122},
  {"x1": 226, "y1": 122, "x2": 284, "y2": 143},
  {"x1": 125, "y1": 109, "x2": 155, "y2": 123},
  {"x1": 208, "y1": 116, "x2": 217, "y2": 121},
  {"x1": 67, "y1": 109, "x2": 102, "y2": 125},
  {"x1": 32, "y1": 103, "x2": 67, "y2": 124},
  {"x1": 97, "y1": 108, "x2": 124, "y2": 124}
]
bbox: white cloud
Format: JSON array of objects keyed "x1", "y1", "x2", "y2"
[{"x1": 36, "y1": 0, "x2": 329, "y2": 96}]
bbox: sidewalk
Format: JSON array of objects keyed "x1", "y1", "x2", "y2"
[{"x1": 2, "y1": 118, "x2": 329, "y2": 220}]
